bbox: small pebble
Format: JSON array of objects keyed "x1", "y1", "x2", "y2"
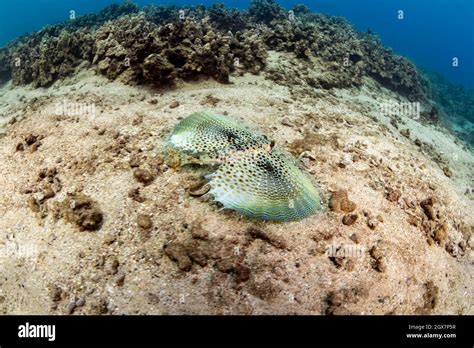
[
  {"x1": 169, "y1": 100, "x2": 180, "y2": 109},
  {"x1": 66, "y1": 301, "x2": 77, "y2": 315},
  {"x1": 133, "y1": 168, "x2": 154, "y2": 185},
  {"x1": 281, "y1": 117, "x2": 294, "y2": 127},
  {"x1": 137, "y1": 214, "x2": 153, "y2": 229},
  {"x1": 342, "y1": 214, "x2": 358, "y2": 226},
  {"x1": 105, "y1": 258, "x2": 119, "y2": 275}
]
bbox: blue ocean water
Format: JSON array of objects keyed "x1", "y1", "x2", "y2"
[{"x1": 0, "y1": 0, "x2": 473, "y2": 88}]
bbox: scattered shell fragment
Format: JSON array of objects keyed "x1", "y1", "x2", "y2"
[{"x1": 188, "y1": 181, "x2": 211, "y2": 197}]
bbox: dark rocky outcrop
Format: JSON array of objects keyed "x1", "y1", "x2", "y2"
[{"x1": 0, "y1": 0, "x2": 429, "y2": 102}]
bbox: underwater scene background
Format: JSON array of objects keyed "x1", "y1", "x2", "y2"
[{"x1": 0, "y1": 1, "x2": 473, "y2": 315}]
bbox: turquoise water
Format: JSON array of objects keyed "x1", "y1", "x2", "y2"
[{"x1": 1, "y1": 0, "x2": 473, "y2": 88}]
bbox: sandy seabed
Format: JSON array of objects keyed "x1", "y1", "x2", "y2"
[{"x1": 0, "y1": 52, "x2": 473, "y2": 315}]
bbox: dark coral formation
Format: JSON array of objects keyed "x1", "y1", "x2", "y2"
[
  {"x1": 0, "y1": 2, "x2": 139, "y2": 86},
  {"x1": 93, "y1": 14, "x2": 266, "y2": 86},
  {"x1": 259, "y1": 10, "x2": 427, "y2": 100},
  {"x1": 144, "y1": 4, "x2": 210, "y2": 26},
  {"x1": 0, "y1": 0, "x2": 428, "y2": 102},
  {"x1": 423, "y1": 70, "x2": 474, "y2": 146},
  {"x1": 11, "y1": 29, "x2": 95, "y2": 87},
  {"x1": 0, "y1": 50, "x2": 11, "y2": 83},
  {"x1": 208, "y1": 3, "x2": 247, "y2": 33},
  {"x1": 360, "y1": 34, "x2": 427, "y2": 101},
  {"x1": 248, "y1": 0, "x2": 287, "y2": 24}
]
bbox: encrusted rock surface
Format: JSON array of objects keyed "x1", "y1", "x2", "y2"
[{"x1": 0, "y1": 0, "x2": 427, "y2": 102}]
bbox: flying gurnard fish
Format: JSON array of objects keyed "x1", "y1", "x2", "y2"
[{"x1": 166, "y1": 111, "x2": 323, "y2": 221}]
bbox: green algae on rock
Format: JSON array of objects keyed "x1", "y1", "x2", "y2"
[{"x1": 167, "y1": 111, "x2": 323, "y2": 221}]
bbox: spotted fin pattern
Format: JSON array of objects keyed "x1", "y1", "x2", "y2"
[
  {"x1": 207, "y1": 148, "x2": 322, "y2": 221},
  {"x1": 169, "y1": 111, "x2": 271, "y2": 162}
]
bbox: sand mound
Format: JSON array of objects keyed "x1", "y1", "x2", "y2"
[{"x1": 0, "y1": 50, "x2": 472, "y2": 314}]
